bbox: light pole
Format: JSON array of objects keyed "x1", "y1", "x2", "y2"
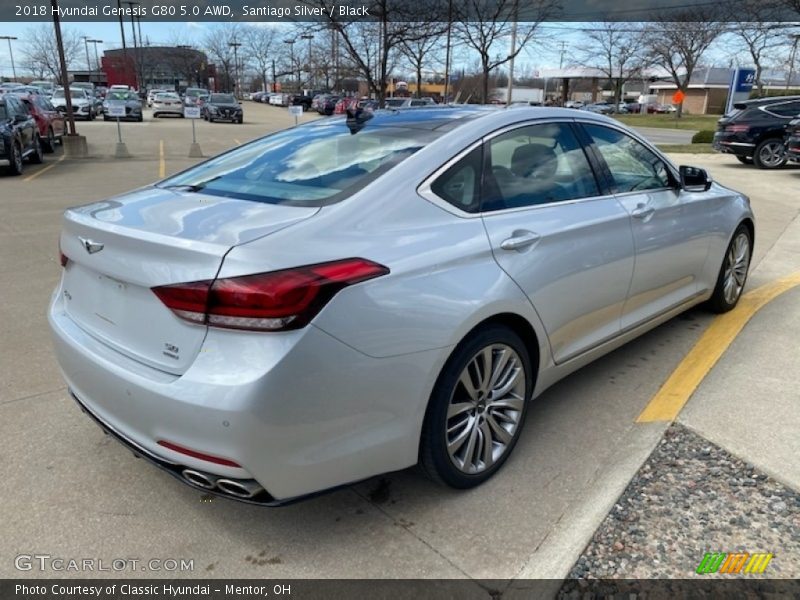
[
  {"x1": 82, "y1": 36, "x2": 92, "y2": 72},
  {"x1": 228, "y1": 40, "x2": 241, "y2": 97},
  {"x1": 284, "y1": 39, "x2": 296, "y2": 89},
  {"x1": 88, "y1": 39, "x2": 103, "y2": 73},
  {"x1": 787, "y1": 34, "x2": 800, "y2": 92},
  {"x1": 300, "y1": 34, "x2": 313, "y2": 89},
  {"x1": 0, "y1": 36, "x2": 18, "y2": 81},
  {"x1": 123, "y1": 1, "x2": 140, "y2": 88}
]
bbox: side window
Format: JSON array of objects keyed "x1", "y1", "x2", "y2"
[
  {"x1": 583, "y1": 124, "x2": 673, "y2": 193},
  {"x1": 430, "y1": 146, "x2": 482, "y2": 213},
  {"x1": 765, "y1": 102, "x2": 800, "y2": 117},
  {"x1": 482, "y1": 122, "x2": 599, "y2": 211}
]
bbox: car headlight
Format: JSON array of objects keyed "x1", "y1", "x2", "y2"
[{"x1": 209, "y1": 107, "x2": 218, "y2": 113}]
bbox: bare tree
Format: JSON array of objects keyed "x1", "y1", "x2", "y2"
[
  {"x1": 725, "y1": 1, "x2": 787, "y2": 95},
  {"x1": 645, "y1": 8, "x2": 726, "y2": 117},
  {"x1": 454, "y1": 0, "x2": 558, "y2": 104},
  {"x1": 21, "y1": 24, "x2": 83, "y2": 84},
  {"x1": 202, "y1": 24, "x2": 245, "y2": 92},
  {"x1": 398, "y1": 22, "x2": 447, "y2": 98},
  {"x1": 243, "y1": 25, "x2": 279, "y2": 92},
  {"x1": 576, "y1": 23, "x2": 647, "y2": 106},
  {"x1": 302, "y1": 0, "x2": 448, "y2": 101}
]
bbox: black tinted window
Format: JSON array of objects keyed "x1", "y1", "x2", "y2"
[
  {"x1": 430, "y1": 146, "x2": 483, "y2": 213},
  {"x1": 483, "y1": 122, "x2": 599, "y2": 211},
  {"x1": 583, "y1": 124, "x2": 672, "y2": 193},
  {"x1": 0, "y1": 104, "x2": 7, "y2": 120},
  {"x1": 766, "y1": 102, "x2": 800, "y2": 117}
]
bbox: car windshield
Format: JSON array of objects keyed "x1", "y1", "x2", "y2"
[
  {"x1": 108, "y1": 91, "x2": 136, "y2": 101},
  {"x1": 185, "y1": 89, "x2": 205, "y2": 97},
  {"x1": 158, "y1": 122, "x2": 441, "y2": 206},
  {"x1": 53, "y1": 89, "x2": 85, "y2": 100},
  {"x1": 210, "y1": 94, "x2": 236, "y2": 103}
]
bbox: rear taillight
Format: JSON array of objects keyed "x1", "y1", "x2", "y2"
[
  {"x1": 725, "y1": 124, "x2": 750, "y2": 133},
  {"x1": 152, "y1": 258, "x2": 389, "y2": 332},
  {"x1": 59, "y1": 241, "x2": 69, "y2": 267}
]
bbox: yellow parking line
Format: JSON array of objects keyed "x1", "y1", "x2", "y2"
[
  {"x1": 637, "y1": 271, "x2": 800, "y2": 423},
  {"x1": 233, "y1": 139, "x2": 241, "y2": 146},
  {"x1": 159, "y1": 140, "x2": 165, "y2": 178},
  {"x1": 24, "y1": 154, "x2": 66, "y2": 182}
]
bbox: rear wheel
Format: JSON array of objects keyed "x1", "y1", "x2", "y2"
[
  {"x1": 29, "y1": 135, "x2": 44, "y2": 164},
  {"x1": 420, "y1": 324, "x2": 532, "y2": 488},
  {"x1": 753, "y1": 138, "x2": 786, "y2": 169},
  {"x1": 43, "y1": 127, "x2": 56, "y2": 153},
  {"x1": 706, "y1": 224, "x2": 752, "y2": 313},
  {"x1": 7, "y1": 142, "x2": 24, "y2": 175},
  {"x1": 736, "y1": 155, "x2": 753, "y2": 165}
]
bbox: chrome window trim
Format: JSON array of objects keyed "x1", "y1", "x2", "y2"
[{"x1": 418, "y1": 118, "x2": 614, "y2": 218}]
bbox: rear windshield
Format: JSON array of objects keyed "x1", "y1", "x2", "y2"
[
  {"x1": 155, "y1": 93, "x2": 179, "y2": 100},
  {"x1": 158, "y1": 121, "x2": 441, "y2": 206},
  {"x1": 210, "y1": 94, "x2": 235, "y2": 103}
]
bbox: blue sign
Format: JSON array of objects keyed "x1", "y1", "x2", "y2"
[{"x1": 725, "y1": 68, "x2": 756, "y2": 115}]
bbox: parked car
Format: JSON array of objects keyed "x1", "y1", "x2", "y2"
[
  {"x1": 201, "y1": 93, "x2": 243, "y2": 123},
  {"x1": 316, "y1": 94, "x2": 340, "y2": 115},
  {"x1": 50, "y1": 107, "x2": 754, "y2": 505},
  {"x1": 147, "y1": 89, "x2": 166, "y2": 107},
  {"x1": 152, "y1": 92, "x2": 184, "y2": 118},
  {"x1": 250, "y1": 91, "x2": 267, "y2": 103},
  {"x1": 102, "y1": 90, "x2": 143, "y2": 122},
  {"x1": 358, "y1": 98, "x2": 380, "y2": 111},
  {"x1": 334, "y1": 96, "x2": 358, "y2": 114},
  {"x1": 713, "y1": 95, "x2": 800, "y2": 169},
  {"x1": 0, "y1": 93, "x2": 43, "y2": 175},
  {"x1": 784, "y1": 117, "x2": 800, "y2": 163},
  {"x1": 268, "y1": 93, "x2": 290, "y2": 106},
  {"x1": 564, "y1": 100, "x2": 585, "y2": 109},
  {"x1": 383, "y1": 97, "x2": 436, "y2": 109},
  {"x1": 183, "y1": 87, "x2": 208, "y2": 107},
  {"x1": 290, "y1": 93, "x2": 315, "y2": 111},
  {"x1": 30, "y1": 80, "x2": 56, "y2": 96},
  {"x1": 13, "y1": 92, "x2": 65, "y2": 152},
  {"x1": 109, "y1": 84, "x2": 131, "y2": 92},
  {"x1": 581, "y1": 102, "x2": 615, "y2": 115},
  {"x1": 51, "y1": 87, "x2": 95, "y2": 120}
]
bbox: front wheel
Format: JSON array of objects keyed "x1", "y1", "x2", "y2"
[
  {"x1": 706, "y1": 225, "x2": 752, "y2": 313},
  {"x1": 29, "y1": 135, "x2": 44, "y2": 164},
  {"x1": 43, "y1": 127, "x2": 56, "y2": 153},
  {"x1": 7, "y1": 142, "x2": 24, "y2": 175},
  {"x1": 420, "y1": 324, "x2": 532, "y2": 488},
  {"x1": 753, "y1": 138, "x2": 786, "y2": 169}
]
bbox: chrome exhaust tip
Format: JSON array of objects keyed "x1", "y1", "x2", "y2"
[
  {"x1": 216, "y1": 478, "x2": 264, "y2": 499},
  {"x1": 182, "y1": 468, "x2": 216, "y2": 490}
]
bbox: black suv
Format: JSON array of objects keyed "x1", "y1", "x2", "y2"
[
  {"x1": 0, "y1": 94, "x2": 44, "y2": 175},
  {"x1": 713, "y1": 95, "x2": 800, "y2": 169}
]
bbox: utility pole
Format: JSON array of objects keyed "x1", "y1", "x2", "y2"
[
  {"x1": 82, "y1": 36, "x2": 92, "y2": 72},
  {"x1": 505, "y1": 1, "x2": 519, "y2": 106},
  {"x1": 229, "y1": 40, "x2": 242, "y2": 97},
  {"x1": 283, "y1": 39, "x2": 296, "y2": 90},
  {"x1": 50, "y1": 0, "x2": 75, "y2": 134},
  {"x1": 443, "y1": 0, "x2": 452, "y2": 103},
  {"x1": 123, "y1": 1, "x2": 139, "y2": 89},
  {"x1": 558, "y1": 41, "x2": 568, "y2": 69},
  {"x1": 300, "y1": 34, "x2": 313, "y2": 89},
  {"x1": 0, "y1": 36, "x2": 18, "y2": 81},
  {"x1": 88, "y1": 39, "x2": 103, "y2": 73},
  {"x1": 787, "y1": 34, "x2": 800, "y2": 91}
]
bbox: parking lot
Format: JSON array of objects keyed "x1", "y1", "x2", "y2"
[{"x1": 2, "y1": 101, "x2": 799, "y2": 583}]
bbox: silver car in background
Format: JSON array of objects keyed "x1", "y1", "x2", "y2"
[
  {"x1": 49, "y1": 107, "x2": 754, "y2": 504},
  {"x1": 151, "y1": 92, "x2": 184, "y2": 118}
]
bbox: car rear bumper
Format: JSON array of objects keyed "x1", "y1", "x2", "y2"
[
  {"x1": 712, "y1": 132, "x2": 755, "y2": 156},
  {"x1": 786, "y1": 136, "x2": 800, "y2": 162},
  {"x1": 48, "y1": 283, "x2": 445, "y2": 502}
]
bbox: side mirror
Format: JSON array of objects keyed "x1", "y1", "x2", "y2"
[{"x1": 679, "y1": 165, "x2": 712, "y2": 192}]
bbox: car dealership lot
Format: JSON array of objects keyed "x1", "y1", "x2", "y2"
[{"x1": 2, "y1": 102, "x2": 799, "y2": 582}]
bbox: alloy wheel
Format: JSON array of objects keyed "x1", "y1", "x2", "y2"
[
  {"x1": 723, "y1": 232, "x2": 750, "y2": 305},
  {"x1": 757, "y1": 141, "x2": 784, "y2": 168},
  {"x1": 446, "y1": 344, "x2": 526, "y2": 474}
]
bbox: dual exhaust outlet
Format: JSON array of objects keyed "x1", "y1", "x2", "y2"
[{"x1": 181, "y1": 468, "x2": 264, "y2": 499}]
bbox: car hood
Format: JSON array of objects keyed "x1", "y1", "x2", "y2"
[
  {"x1": 208, "y1": 102, "x2": 240, "y2": 109},
  {"x1": 69, "y1": 185, "x2": 320, "y2": 247},
  {"x1": 106, "y1": 99, "x2": 141, "y2": 107}
]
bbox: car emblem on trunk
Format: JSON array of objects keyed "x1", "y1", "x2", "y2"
[{"x1": 78, "y1": 237, "x2": 104, "y2": 254}]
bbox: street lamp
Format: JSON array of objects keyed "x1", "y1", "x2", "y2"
[
  {"x1": 300, "y1": 34, "x2": 313, "y2": 89},
  {"x1": 123, "y1": 1, "x2": 140, "y2": 88},
  {"x1": 0, "y1": 36, "x2": 18, "y2": 81},
  {"x1": 228, "y1": 40, "x2": 242, "y2": 97},
  {"x1": 87, "y1": 39, "x2": 103, "y2": 73},
  {"x1": 283, "y1": 39, "x2": 296, "y2": 89}
]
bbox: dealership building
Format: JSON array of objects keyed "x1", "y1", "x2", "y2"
[{"x1": 101, "y1": 46, "x2": 216, "y2": 91}]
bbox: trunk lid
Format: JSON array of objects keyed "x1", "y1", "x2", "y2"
[{"x1": 59, "y1": 186, "x2": 318, "y2": 374}]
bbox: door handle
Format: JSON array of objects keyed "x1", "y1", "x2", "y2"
[
  {"x1": 500, "y1": 230, "x2": 541, "y2": 251},
  {"x1": 632, "y1": 205, "x2": 655, "y2": 219}
]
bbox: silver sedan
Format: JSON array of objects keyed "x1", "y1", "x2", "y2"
[
  {"x1": 151, "y1": 92, "x2": 184, "y2": 118},
  {"x1": 49, "y1": 107, "x2": 754, "y2": 504}
]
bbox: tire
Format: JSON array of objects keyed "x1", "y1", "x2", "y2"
[
  {"x1": 137, "y1": 115, "x2": 143, "y2": 122},
  {"x1": 208, "y1": 117, "x2": 214, "y2": 123},
  {"x1": 753, "y1": 138, "x2": 786, "y2": 169},
  {"x1": 419, "y1": 324, "x2": 533, "y2": 488},
  {"x1": 29, "y1": 135, "x2": 44, "y2": 164},
  {"x1": 736, "y1": 155, "x2": 753, "y2": 165},
  {"x1": 43, "y1": 127, "x2": 56, "y2": 153},
  {"x1": 706, "y1": 224, "x2": 752, "y2": 314},
  {"x1": 7, "y1": 142, "x2": 23, "y2": 175}
]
